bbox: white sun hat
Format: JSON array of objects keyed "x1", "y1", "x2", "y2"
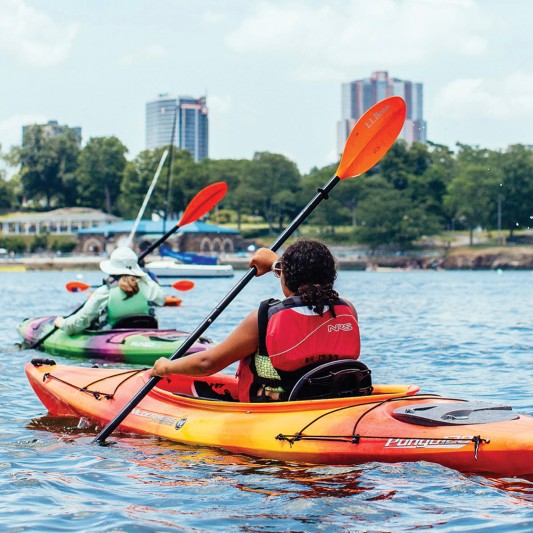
[{"x1": 99, "y1": 247, "x2": 145, "y2": 277}]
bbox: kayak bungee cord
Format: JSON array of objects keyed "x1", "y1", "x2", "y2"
[
  {"x1": 43, "y1": 369, "x2": 146, "y2": 400},
  {"x1": 32, "y1": 359, "x2": 146, "y2": 401},
  {"x1": 275, "y1": 394, "x2": 491, "y2": 460}
]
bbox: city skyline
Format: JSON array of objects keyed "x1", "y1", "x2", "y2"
[{"x1": 1, "y1": 1, "x2": 533, "y2": 174}]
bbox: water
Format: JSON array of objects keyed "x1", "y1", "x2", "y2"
[{"x1": 1, "y1": 269, "x2": 532, "y2": 531}]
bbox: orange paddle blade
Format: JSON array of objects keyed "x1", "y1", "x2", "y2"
[
  {"x1": 172, "y1": 280, "x2": 195, "y2": 291},
  {"x1": 178, "y1": 182, "x2": 228, "y2": 227},
  {"x1": 65, "y1": 281, "x2": 91, "y2": 292},
  {"x1": 336, "y1": 96, "x2": 406, "y2": 180}
]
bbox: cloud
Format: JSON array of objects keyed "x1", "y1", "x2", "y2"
[
  {"x1": 116, "y1": 44, "x2": 168, "y2": 66},
  {"x1": 207, "y1": 94, "x2": 232, "y2": 114},
  {"x1": 0, "y1": 0, "x2": 78, "y2": 68},
  {"x1": 434, "y1": 72, "x2": 533, "y2": 120},
  {"x1": 226, "y1": 0, "x2": 494, "y2": 81},
  {"x1": 0, "y1": 114, "x2": 48, "y2": 151}
]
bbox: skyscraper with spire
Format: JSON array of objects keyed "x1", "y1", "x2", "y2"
[{"x1": 338, "y1": 71, "x2": 426, "y2": 156}]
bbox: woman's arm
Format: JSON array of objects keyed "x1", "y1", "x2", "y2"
[
  {"x1": 151, "y1": 309, "x2": 259, "y2": 378},
  {"x1": 139, "y1": 275, "x2": 167, "y2": 306},
  {"x1": 55, "y1": 286, "x2": 109, "y2": 335}
]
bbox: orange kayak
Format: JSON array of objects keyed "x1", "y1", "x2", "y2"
[
  {"x1": 164, "y1": 295, "x2": 182, "y2": 306},
  {"x1": 25, "y1": 360, "x2": 533, "y2": 477}
]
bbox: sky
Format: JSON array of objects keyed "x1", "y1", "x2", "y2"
[{"x1": 1, "y1": 0, "x2": 532, "y2": 175}]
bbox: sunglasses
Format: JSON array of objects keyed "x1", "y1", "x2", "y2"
[{"x1": 272, "y1": 259, "x2": 283, "y2": 278}]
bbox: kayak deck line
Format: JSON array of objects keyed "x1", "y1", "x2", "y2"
[
  {"x1": 275, "y1": 394, "x2": 498, "y2": 461},
  {"x1": 33, "y1": 359, "x2": 146, "y2": 400}
]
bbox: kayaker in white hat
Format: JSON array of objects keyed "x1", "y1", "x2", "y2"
[
  {"x1": 151, "y1": 239, "x2": 361, "y2": 402},
  {"x1": 55, "y1": 246, "x2": 166, "y2": 335}
]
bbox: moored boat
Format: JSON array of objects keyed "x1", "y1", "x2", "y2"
[
  {"x1": 25, "y1": 360, "x2": 533, "y2": 477},
  {"x1": 145, "y1": 258, "x2": 234, "y2": 278},
  {"x1": 18, "y1": 317, "x2": 213, "y2": 364}
]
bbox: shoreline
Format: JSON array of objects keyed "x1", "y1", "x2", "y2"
[{"x1": 2, "y1": 246, "x2": 533, "y2": 271}]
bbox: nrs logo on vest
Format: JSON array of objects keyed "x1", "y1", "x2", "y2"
[{"x1": 327, "y1": 323, "x2": 354, "y2": 332}]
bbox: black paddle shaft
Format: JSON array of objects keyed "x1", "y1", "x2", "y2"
[
  {"x1": 92, "y1": 175, "x2": 340, "y2": 443},
  {"x1": 138, "y1": 224, "x2": 180, "y2": 264}
]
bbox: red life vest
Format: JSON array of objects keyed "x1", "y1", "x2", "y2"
[{"x1": 237, "y1": 296, "x2": 360, "y2": 402}]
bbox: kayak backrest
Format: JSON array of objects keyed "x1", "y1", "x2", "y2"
[
  {"x1": 112, "y1": 314, "x2": 159, "y2": 329},
  {"x1": 287, "y1": 359, "x2": 373, "y2": 401}
]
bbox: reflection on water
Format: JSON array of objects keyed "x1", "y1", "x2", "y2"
[{"x1": 1, "y1": 270, "x2": 533, "y2": 531}]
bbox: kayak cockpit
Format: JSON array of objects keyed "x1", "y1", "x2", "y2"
[{"x1": 154, "y1": 360, "x2": 420, "y2": 404}]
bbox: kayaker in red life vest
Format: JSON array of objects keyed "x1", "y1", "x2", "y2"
[
  {"x1": 54, "y1": 247, "x2": 166, "y2": 335},
  {"x1": 151, "y1": 239, "x2": 361, "y2": 402}
]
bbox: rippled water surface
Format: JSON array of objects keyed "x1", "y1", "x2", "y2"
[{"x1": 1, "y1": 268, "x2": 532, "y2": 531}]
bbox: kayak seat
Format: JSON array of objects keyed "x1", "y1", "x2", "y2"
[
  {"x1": 112, "y1": 314, "x2": 159, "y2": 329},
  {"x1": 287, "y1": 359, "x2": 373, "y2": 401}
]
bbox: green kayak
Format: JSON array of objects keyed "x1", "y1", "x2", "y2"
[{"x1": 17, "y1": 316, "x2": 213, "y2": 365}]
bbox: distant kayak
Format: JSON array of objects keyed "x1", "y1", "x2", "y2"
[
  {"x1": 164, "y1": 295, "x2": 182, "y2": 306},
  {"x1": 18, "y1": 316, "x2": 213, "y2": 365},
  {"x1": 25, "y1": 359, "x2": 533, "y2": 478}
]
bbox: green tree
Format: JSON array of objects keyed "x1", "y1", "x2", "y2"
[
  {"x1": 198, "y1": 158, "x2": 250, "y2": 229},
  {"x1": 0, "y1": 145, "x2": 17, "y2": 208},
  {"x1": 498, "y1": 144, "x2": 533, "y2": 238},
  {"x1": 168, "y1": 150, "x2": 207, "y2": 218},
  {"x1": 244, "y1": 152, "x2": 301, "y2": 233},
  {"x1": 76, "y1": 137, "x2": 128, "y2": 214},
  {"x1": 9, "y1": 125, "x2": 80, "y2": 208},
  {"x1": 407, "y1": 143, "x2": 457, "y2": 228},
  {"x1": 444, "y1": 164, "x2": 500, "y2": 245},
  {"x1": 355, "y1": 175, "x2": 440, "y2": 250},
  {"x1": 0, "y1": 164, "x2": 19, "y2": 209},
  {"x1": 299, "y1": 164, "x2": 351, "y2": 232},
  {"x1": 117, "y1": 148, "x2": 169, "y2": 218}
]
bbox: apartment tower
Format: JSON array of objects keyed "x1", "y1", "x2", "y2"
[
  {"x1": 146, "y1": 94, "x2": 208, "y2": 162},
  {"x1": 337, "y1": 71, "x2": 426, "y2": 156}
]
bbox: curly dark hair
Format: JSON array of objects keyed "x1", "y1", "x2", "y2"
[{"x1": 281, "y1": 239, "x2": 339, "y2": 316}]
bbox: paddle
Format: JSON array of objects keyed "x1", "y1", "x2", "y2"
[
  {"x1": 28, "y1": 182, "x2": 227, "y2": 350},
  {"x1": 65, "y1": 280, "x2": 195, "y2": 292},
  {"x1": 92, "y1": 96, "x2": 406, "y2": 444}
]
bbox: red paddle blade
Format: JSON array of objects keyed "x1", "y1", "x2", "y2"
[
  {"x1": 172, "y1": 280, "x2": 195, "y2": 291},
  {"x1": 178, "y1": 182, "x2": 228, "y2": 227},
  {"x1": 65, "y1": 281, "x2": 91, "y2": 292},
  {"x1": 336, "y1": 96, "x2": 406, "y2": 180}
]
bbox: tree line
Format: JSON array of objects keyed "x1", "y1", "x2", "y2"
[{"x1": 1, "y1": 124, "x2": 532, "y2": 249}]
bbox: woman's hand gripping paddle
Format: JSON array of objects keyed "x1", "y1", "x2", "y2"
[
  {"x1": 29, "y1": 183, "x2": 226, "y2": 350},
  {"x1": 92, "y1": 96, "x2": 406, "y2": 444}
]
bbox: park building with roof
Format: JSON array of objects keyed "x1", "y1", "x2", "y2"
[
  {"x1": 0, "y1": 208, "x2": 242, "y2": 257},
  {"x1": 0, "y1": 208, "x2": 119, "y2": 236},
  {"x1": 76, "y1": 219, "x2": 242, "y2": 257}
]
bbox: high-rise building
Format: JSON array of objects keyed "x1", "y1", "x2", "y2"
[
  {"x1": 22, "y1": 120, "x2": 82, "y2": 147},
  {"x1": 337, "y1": 71, "x2": 426, "y2": 156},
  {"x1": 145, "y1": 94, "x2": 208, "y2": 162}
]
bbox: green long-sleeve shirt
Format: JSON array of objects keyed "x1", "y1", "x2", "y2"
[{"x1": 56, "y1": 276, "x2": 166, "y2": 335}]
